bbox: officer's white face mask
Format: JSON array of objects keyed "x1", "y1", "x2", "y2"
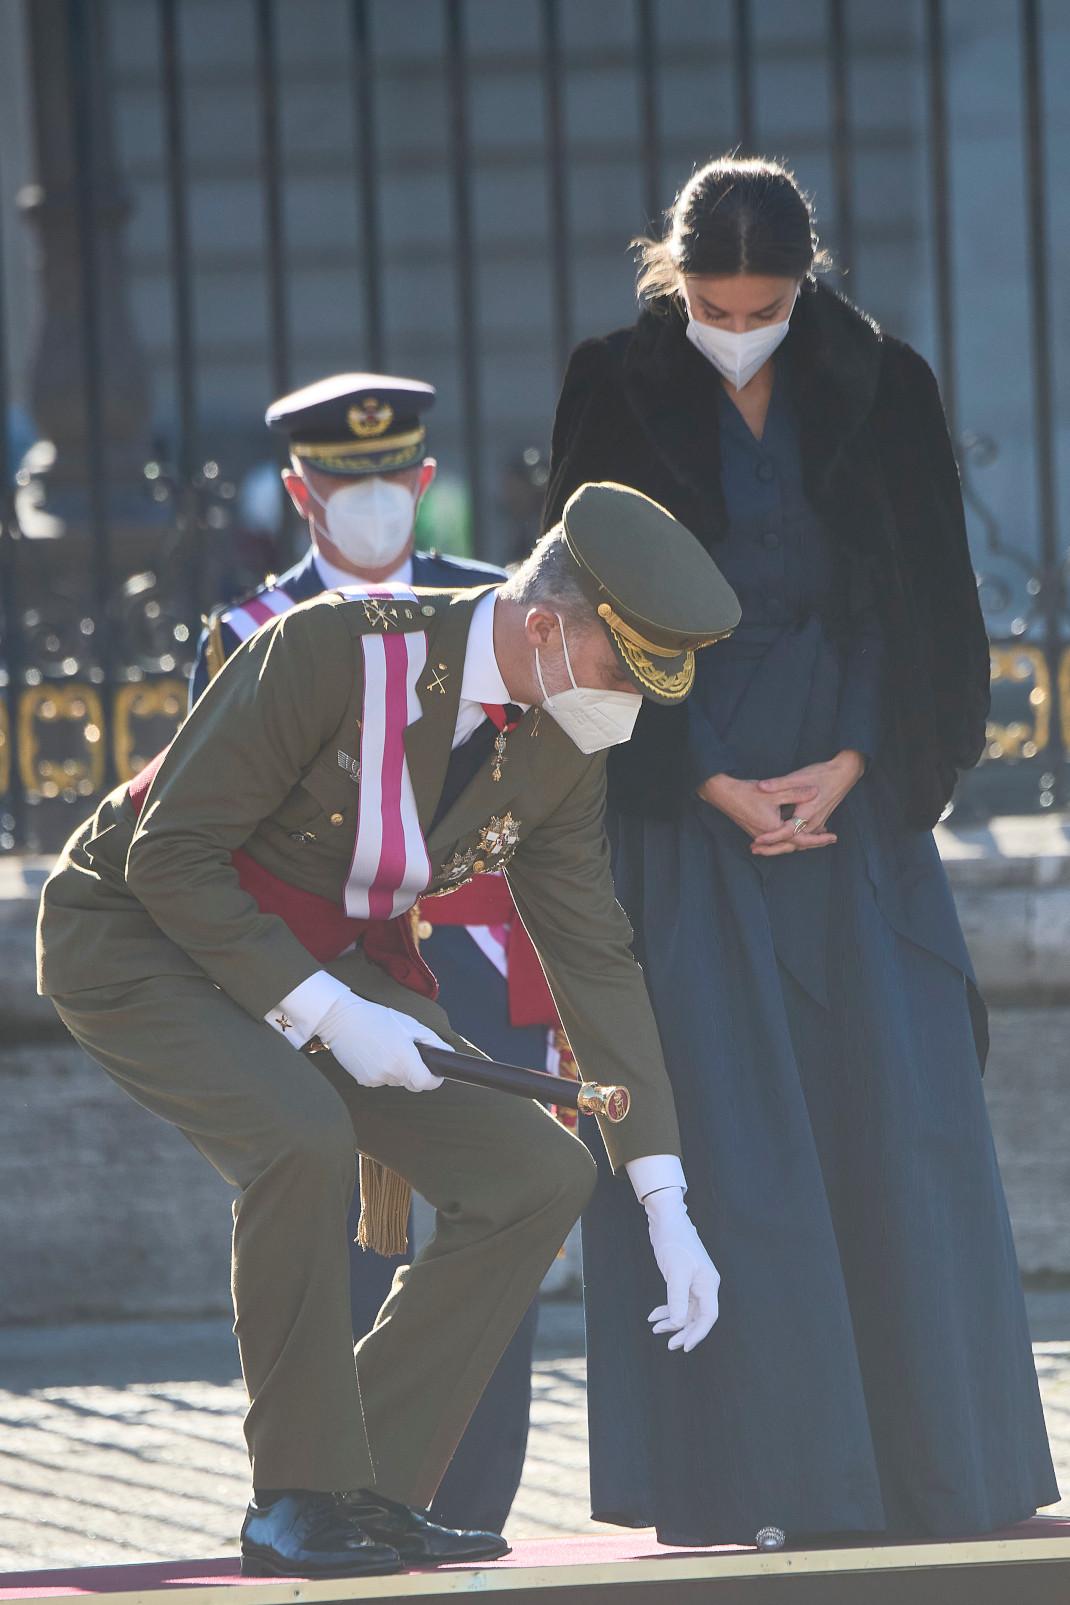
[
  {"x1": 308, "y1": 477, "x2": 416, "y2": 570},
  {"x1": 535, "y1": 615, "x2": 642, "y2": 754},
  {"x1": 684, "y1": 292, "x2": 798, "y2": 390}
]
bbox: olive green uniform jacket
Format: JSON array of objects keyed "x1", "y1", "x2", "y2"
[{"x1": 38, "y1": 586, "x2": 681, "y2": 1170}]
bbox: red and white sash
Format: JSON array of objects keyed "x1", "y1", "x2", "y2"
[
  {"x1": 344, "y1": 587, "x2": 431, "y2": 920},
  {"x1": 223, "y1": 579, "x2": 431, "y2": 922},
  {"x1": 221, "y1": 586, "x2": 296, "y2": 642}
]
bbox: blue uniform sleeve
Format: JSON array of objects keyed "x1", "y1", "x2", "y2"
[{"x1": 835, "y1": 563, "x2": 886, "y2": 764}]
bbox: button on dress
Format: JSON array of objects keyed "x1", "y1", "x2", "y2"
[{"x1": 580, "y1": 369, "x2": 1058, "y2": 1546}]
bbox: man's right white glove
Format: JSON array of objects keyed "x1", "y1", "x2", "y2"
[
  {"x1": 315, "y1": 991, "x2": 450, "y2": 1093},
  {"x1": 643, "y1": 1186, "x2": 721, "y2": 1353}
]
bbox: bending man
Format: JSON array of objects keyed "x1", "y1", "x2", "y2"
[{"x1": 37, "y1": 482, "x2": 740, "y2": 1581}]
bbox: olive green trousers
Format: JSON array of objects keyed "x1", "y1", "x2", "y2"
[{"x1": 53, "y1": 951, "x2": 595, "y2": 1505}]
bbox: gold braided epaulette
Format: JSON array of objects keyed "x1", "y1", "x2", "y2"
[{"x1": 202, "y1": 605, "x2": 229, "y2": 683}]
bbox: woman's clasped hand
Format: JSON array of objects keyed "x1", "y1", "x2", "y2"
[{"x1": 698, "y1": 748, "x2": 866, "y2": 856}]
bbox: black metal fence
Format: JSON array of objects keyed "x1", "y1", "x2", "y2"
[{"x1": 0, "y1": 0, "x2": 1066, "y2": 852}]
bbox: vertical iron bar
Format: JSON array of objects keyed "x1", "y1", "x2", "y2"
[
  {"x1": 159, "y1": 0, "x2": 201, "y2": 627},
  {"x1": 636, "y1": 0, "x2": 661, "y2": 230},
  {"x1": 68, "y1": 0, "x2": 115, "y2": 790},
  {"x1": 540, "y1": 0, "x2": 572, "y2": 382},
  {"x1": 255, "y1": 0, "x2": 290, "y2": 398},
  {"x1": 1020, "y1": 0, "x2": 1063, "y2": 796},
  {"x1": 0, "y1": 122, "x2": 25, "y2": 845},
  {"x1": 924, "y1": 0, "x2": 956, "y2": 444},
  {"x1": 733, "y1": 0, "x2": 754, "y2": 150},
  {"x1": 350, "y1": 0, "x2": 384, "y2": 368},
  {"x1": 445, "y1": 0, "x2": 484, "y2": 556},
  {"x1": 828, "y1": 0, "x2": 855, "y2": 287}
]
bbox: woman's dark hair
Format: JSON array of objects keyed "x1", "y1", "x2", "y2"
[{"x1": 635, "y1": 155, "x2": 828, "y2": 300}]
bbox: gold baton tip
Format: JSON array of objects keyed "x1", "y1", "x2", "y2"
[{"x1": 576, "y1": 1082, "x2": 631, "y2": 1122}]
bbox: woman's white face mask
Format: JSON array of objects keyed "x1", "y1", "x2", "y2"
[
  {"x1": 535, "y1": 616, "x2": 641, "y2": 754},
  {"x1": 307, "y1": 477, "x2": 416, "y2": 570},
  {"x1": 684, "y1": 291, "x2": 798, "y2": 390}
]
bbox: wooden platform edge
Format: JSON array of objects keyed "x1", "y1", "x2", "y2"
[{"x1": 7, "y1": 1532, "x2": 1070, "y2": 1605}]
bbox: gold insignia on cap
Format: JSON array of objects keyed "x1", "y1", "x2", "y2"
[
  {"x1": 292, "y1": 430, "x2": 425, "y2": 476},
  {"x1": 593, "y1": 598, "x2": 733, "y2": 703},
  {"x1": 596, "y1": 600, "x2": 727, "y2": 655},
  {"x1": 615, "y1": 637, "x2": 696, "y2": 702},
  {"x1": 348, "y1": 398, "x2": 395, "y2": 438}
]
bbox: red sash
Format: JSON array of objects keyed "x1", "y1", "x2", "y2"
[
  {"x1": 126, "y1": 751, "x2": 437, "y2": 1000},
  {"x1": 422, "y1": 878, "x2": 557, "y2": 1027}
]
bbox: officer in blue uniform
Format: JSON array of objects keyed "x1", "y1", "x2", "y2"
[
  {"x1": 190, "y1": 374, "x2": 540, "y2": 1535},
  {"x1": 191, "y1": 376, "x2": 503, "y2": 703}
]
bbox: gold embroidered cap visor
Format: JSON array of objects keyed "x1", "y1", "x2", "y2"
[
  {"x1": 289, "y1": 427, "x2": 427, "y2": 478},
  {"x1": 265, "y1": 371, "x2": 435, "y2": 478},
  {"x1": 559, "y1": 481, "x2": 742, "y2": 705}
]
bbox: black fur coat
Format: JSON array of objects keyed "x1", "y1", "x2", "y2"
[{"x1": 542, "y1": 280, "x2": 990, "y2": 828}]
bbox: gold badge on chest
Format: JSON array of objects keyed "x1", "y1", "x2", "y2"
[{"x1": 437, "y1": 811, "x2": 521, "y2": 888}]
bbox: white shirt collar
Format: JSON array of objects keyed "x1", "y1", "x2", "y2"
[
  {"x1": 311, "y1": 547, "x2": 414, "y2": 593},
  {"x1": 459, "y1": 587, "x2": 510, "y2": 708}
]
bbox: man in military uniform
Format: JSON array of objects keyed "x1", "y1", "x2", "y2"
[
  {"x1": 191, "y1": 375, "x2": 544, "y2": 1536},
  {"x1": 188, "y1": 372, "x2": 545, "y2": 1527},
  {"x1": 37, "y1": 483, "x2": 740, "y2": 1580},
  {"x1": 190, "y1": 374, "x2": 503, "y2": 703}
]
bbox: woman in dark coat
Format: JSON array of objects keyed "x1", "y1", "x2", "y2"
[{"x1": 544, "y1": 156, "x2": 1057, "y2": 1548}]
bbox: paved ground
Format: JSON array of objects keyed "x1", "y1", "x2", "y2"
[{"x1": 0, "y1": 1296, "x2": 1066, "y2": 1572}]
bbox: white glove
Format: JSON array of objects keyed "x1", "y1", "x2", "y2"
[
  {"x1": 315, "y1": 991, "x2": 451, "y2": 1093},
  {"x1": 643, "y1": 1186, "x2": 720, "y2": 1352}
]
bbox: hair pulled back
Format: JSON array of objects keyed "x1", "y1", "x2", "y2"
[{"x1": 635, "y1": 155, "x2": 827, "y2": 301}]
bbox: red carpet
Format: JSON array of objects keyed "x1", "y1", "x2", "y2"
[{"x1": 1, "y1": 1517, "x2": 1068, "y2": 1595}]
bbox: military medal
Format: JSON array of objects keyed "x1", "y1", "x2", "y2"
[
  {"x1": 435, "y1": 811, "x2": 522, "y2": 891},
  {"x1": 478, "y1": 812, "x2": 520, "y2": 864},
  {"x1": 481, "y1": 702, "x2": 521, "y2": 782},
  {"x1": 439, "y1": 846, "x2": 476, "y2": 886}
]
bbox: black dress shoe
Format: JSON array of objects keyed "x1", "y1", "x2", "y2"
[
  {"x1": 338, "y1": 1488, "x2": 510, "y2": 1566},
  {"x1": 240, "y1": 1493, "x2": 402, "y2": 1578}
]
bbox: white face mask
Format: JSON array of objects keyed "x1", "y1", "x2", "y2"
[
  {"x1": 307, "y1": 477, "x2": 415, "y2": 570},
  {"x1": 535, "y1": 616, "x2": 642, "y2": 754},
  {"x1": 685, "y1": 293, "x2": 797, "y2": 390}
]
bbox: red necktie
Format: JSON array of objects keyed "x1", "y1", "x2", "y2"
[{"x1": 480, "y1": 702, "x2": 522, "y2": 733}]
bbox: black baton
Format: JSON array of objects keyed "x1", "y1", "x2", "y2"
[{"x1": 416, "y1": 1043, "x2": 630, "y2": 1122}]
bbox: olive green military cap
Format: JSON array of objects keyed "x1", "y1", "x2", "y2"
[{"x1": 559, "y1": 481, "x2": 740, "y2": 704}]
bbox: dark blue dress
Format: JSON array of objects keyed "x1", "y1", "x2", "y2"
[{"x1": 581, "y1": 373, "x2": 1058, "y2": 1545}]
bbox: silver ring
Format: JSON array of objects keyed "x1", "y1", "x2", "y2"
[{"x1": 792, "y1": 816, "x2": 808, "y2": 836}]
